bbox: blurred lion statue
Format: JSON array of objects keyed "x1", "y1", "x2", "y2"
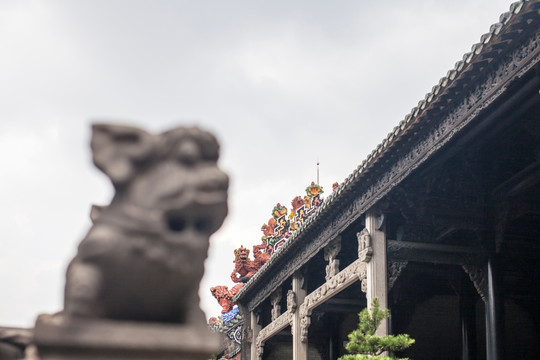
[{"x1": 63, "y1": 123, "x2": 229, "y2": 327}]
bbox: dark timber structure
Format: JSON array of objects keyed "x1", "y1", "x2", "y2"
[{"x1": 235, "y1": 1, "x2": 540, "y2": 359}]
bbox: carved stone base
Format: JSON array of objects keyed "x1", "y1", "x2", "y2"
[{"x1": 34, "y1": 314, "x2": 221, "y2": 360}]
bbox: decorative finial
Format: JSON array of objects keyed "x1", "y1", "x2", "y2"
[{"x1": 317, "y1": 160, "x2": 320, "y2": 185}]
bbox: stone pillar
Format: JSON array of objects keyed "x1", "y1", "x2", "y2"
[
  {"x1": 365, "y1": 210, "x2": 388, "y2": 336},
  {"x1": 292, "y1": 271, "x2": 307, "y2": 360},
  {"x1": 485, "y1": 256, "x2": 503, "y2": 360},
  {"x1": 250, "y1": 310, "x2": 261, "y2": 360}
]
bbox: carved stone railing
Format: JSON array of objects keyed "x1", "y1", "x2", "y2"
[
  {"x1": 255, "y1": 310, "x2": 292, "y2": 359},
  {"x1": 298, "y1": 259, "x2": 367, "y2": 342}
]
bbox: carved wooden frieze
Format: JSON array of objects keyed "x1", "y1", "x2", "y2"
[
  {"x1": 324, "y1": 236, "x2": 342, "y2": 281},
  {"x1": 243, "y1": 29, "x2": 540, "y2": 313}
]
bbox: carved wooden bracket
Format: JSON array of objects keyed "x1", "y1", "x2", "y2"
[
  {"x1": 462, "y1": 263, "x2": 488, "y2": 302},
  {"x1": 388, "y1": 261, "x2": 408, "y2": 292}
]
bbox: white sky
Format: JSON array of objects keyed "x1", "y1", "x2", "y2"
[{"x1": 0, "y1": 0, "x2": 512, "y2": 327}]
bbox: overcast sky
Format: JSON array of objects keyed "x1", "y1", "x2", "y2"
[{"x1": 0, "y1": 0, "x2": 512, "y2": 327}]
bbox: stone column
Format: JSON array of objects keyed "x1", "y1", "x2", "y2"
[
  {"x1": 250, "y1": 310, "x2": 261, "y2": 360},
  {"x1": 365, "y1": 210, "x2": 388, "y2": 336},
  {"x1": 291, "y1": 271, "x2": 307, "y2": 360},
  {"x1": 485, "y1": 256, "x2": 503, "y2": 360}
]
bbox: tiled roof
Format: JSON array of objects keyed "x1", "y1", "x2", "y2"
[{"x1": 235, "y1": 0, "x2": 540, "y2": 302}]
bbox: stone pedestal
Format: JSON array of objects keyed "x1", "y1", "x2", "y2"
[{"x1": 34, "y1": 314, "x2": 221, "y2": 360}]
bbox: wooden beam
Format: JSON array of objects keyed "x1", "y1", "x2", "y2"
[{"x1": 387, "y1": 240, "x2": 485, "y2": 265}]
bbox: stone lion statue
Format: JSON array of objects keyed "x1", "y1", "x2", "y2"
[{"x1": 63, "y1": 124, "x2": 229, "y2": 327}]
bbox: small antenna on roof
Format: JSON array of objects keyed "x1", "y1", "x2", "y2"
[{"x1": 317, "y1": 160, "x2": 320, "y2": 185}]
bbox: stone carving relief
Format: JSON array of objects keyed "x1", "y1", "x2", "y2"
[
  {"x1": 298, "y1": 259, "x2": 367, "y2": 342},
  {"x1": 287, "y1": 290, "x2": 297, "y2": 314},
  {"x1": 361, "y1": 277, "x2": 368, "y2": 294},
  {"x1": 357, "y1": 228, "x2": 373, "y2": 262},
  {"x1": 270, "y1": 288, "x2": 282, "y2": 322},
  {"x1": 299, "y1": 314, "x2": 311, "y2": 342},
  {"x1": 255, "y1": 311, "x2": 292, "y2": 360},
  {"x1": 324, "y1": 236, "x2": 341, "y2": 281},
  {"x1": 256, "y1": 342, "x2": 264, "y2": 360}
]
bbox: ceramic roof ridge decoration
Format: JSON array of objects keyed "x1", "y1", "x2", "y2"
[
  {"x1": 208, "y1": 306, "x2": 243, "y2": 359},
  {"x1": 210, "y1": 284, "x2": 244, "y2": 314},
  {"x1": 207, "y1": 182, "x2": 330, "y2": 359},
  {"x1": 261, "y1": 181, "x2": 325, "y2": 253},
  {"x1": 209, "y1": 306, "x2": 242, "y2": 331}
]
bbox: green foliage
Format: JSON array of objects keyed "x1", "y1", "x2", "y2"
[{"x1": 338, "y1": 298, "x2": 414, "y2": 360}]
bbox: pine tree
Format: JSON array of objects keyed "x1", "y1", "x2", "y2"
[{"x1": 339, "y1": 298, "x2": 414, "y2": 360}]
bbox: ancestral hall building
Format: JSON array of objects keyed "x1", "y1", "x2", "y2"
[{"x1": 233, "y1": 1, "x2": 540, "y2": 359}]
